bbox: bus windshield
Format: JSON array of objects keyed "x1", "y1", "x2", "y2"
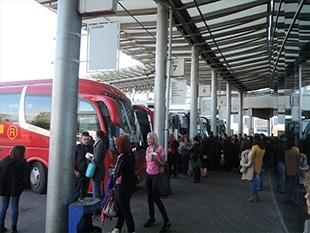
[{"x1": 98, "y1": 98, "x2": 141, "y2": 154}]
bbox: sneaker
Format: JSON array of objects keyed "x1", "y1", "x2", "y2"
[
  {"x1": 111, "y1": 228, "x2": 120, "y2": 233},
  {"x1": 11, "y1": 225, "x2": 17, "y2": 233},
  {"x1": 0, "y1": 225, "x2": 7, "y2": 233},
  {"x1": 144, "y1": 219, "x2": 156, "y2": 227},
  {"x1": 159, "y1": 222, "x2": 172, "y2": 232},
  {"x1": 144, "y1": 219, "x2": 156, "y2": 228}
]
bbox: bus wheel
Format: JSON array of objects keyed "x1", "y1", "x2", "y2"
[{"x1": 30, "y1": 162, "x2": 47, "y2": 194}]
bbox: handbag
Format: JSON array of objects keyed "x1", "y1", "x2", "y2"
[
  {"x1": 192, "y1": 157, "x2": 202, "y2": 169},
  {"x1": 102, "y1": 188, "x2": 117, "y2": 217},
  {"x1": 85, "y1": 162, "x2": 96, "y2": 178},
  {"x1": 156, "y1": 164, "x2": 172, "y2": 197}
]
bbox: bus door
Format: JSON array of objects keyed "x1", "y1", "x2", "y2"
[{"x1": 133, "y1": 104, "x2": 154, "y2": 149}]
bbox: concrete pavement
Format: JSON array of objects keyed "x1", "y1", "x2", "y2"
[{"x1": 6, "y1": 169, "x2": 307, "y2": 233}]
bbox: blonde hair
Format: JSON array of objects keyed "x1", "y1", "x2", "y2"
[{"x1": 147, "y1": 132, "x2": 159, "y2": 149}]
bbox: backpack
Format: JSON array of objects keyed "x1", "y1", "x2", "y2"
[{"x1": 168, "y1": 141, "x2": 175, "y2": 154}]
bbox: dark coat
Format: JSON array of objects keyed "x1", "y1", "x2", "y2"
[
  {"x1": 188, "y1": 143, "x2": 202, "y2": 162},
  {"x1": 75, "y1": 143, "x2": 93, "y2": 176},
  {"x1": 0, "y1": 156, "x2": 30, "y2": 197},
  {"x1": 114, "y1": 152, "x2": 136, "y2": 184},
  {"x1": 92, "y1": 139, "x2": 107, "y2": 182}
]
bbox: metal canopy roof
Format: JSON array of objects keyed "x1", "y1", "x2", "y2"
[{"x1": 36, "y1": 0, "x2": 310, "y2": 95}]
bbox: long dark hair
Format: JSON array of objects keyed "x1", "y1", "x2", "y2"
[
  {"x1": 10, "y1": 145, "x2": 26, "y2": 161},
  {"x1": 253, "y1": 135, "x2": 265, "y2": 149},
  {"x1": 96, "y1": 130, "x2": 109, "y2": 148},
  {"x1": 285, "y1": 137, "x2": 295, "y2": 150}
]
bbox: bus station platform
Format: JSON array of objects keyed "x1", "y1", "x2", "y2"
[
  {"x1": 92, "y1": 169, "x2": 306, "y2": 233},
  {"x1": 14, "y1": 169, "x2": 307, "y2": 233}
]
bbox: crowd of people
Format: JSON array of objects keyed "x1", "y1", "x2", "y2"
[
  {"x1": 1, "y1": 129, "x2": 309, "y2": 233},
  {"x1": 165, "y1": 131, "x2": 309, "y2": 209}
]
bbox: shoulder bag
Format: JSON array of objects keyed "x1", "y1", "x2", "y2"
[
  {"x1": 102, "y1": 188, "x2": 117, "y2": 217},
  {"x1": 156, "y1": 163, "x2": 172, "y2": 197},
  {"x1": 85, "y1": 162, "x2": 96, "y2": 178}
]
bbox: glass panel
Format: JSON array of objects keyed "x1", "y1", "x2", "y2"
[
  {"x1": 0, "y1": 93, "x2": 20, "y2": 122},
  {"x1": 77, "y1": 99, "x2": 99, "y2": 141},
  {"x1": 24, "y1": 95, "x2": 51, "y2": 130},
  {"x1": 273, "y1": 0, "x2": 310, "y2": 231}
]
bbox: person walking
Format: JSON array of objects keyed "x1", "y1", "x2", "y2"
[
  {"x1": 220, "y1": 133, "x2": 234, "y2": 172},
  {"x1": 86, "y1": 130, "x2": 108, "y2": 199},
  {"x1": 178, "y1": 135, "x2": 190, "y2": 176},
  {"x1": 167, "y1": 134, "x2": 179, "y2": 178},
  {"x1": 109, "y1": 136, "x2": 136, "y2": 233},
  {"x1": 188, "y1": 135, "x2": 203, "y2": 183},
  {"x1": 144, "y1": 132, "x2": 172, "y2": 232},
  {"x1": 248, "y1": 135, "x2": 265, "y2": 202},
  {"x1": 0, "y1": 145, "x2": 30, "y2": 233},
  {"x1": 202, "y1": 131, "x2": 219, "y2": 171},
  {"x1": 73, "y1": 132, "x2": 94, "y2": 201},
  {"x1": 285, "y1": 137, "x2": 300, "y2": 207}
]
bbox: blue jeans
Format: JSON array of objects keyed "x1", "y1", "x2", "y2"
[
  {"x1": 145, "y1": 173, "x2": 170, "y2": 224},
  {"x1": 92, "y1": 181, "x2": 102, "y2": 199},
  {"x1": 73, "y1": 176, "x2": 90, "y2": 201},
  {"x1": 249, "y1": 173, "x2": 259, "y2": 197},
  {"x1": 288, "y1": 176, "x2": 299, "y2": 203},
  {"x1": 277, "y1": 162, "x2": 285, "y2": 192},
  {"x1": 0, "y1": 196, "x2": 20, "y2": 226},
  {"x1": 256, "y1": 172, "x2": 263, "y2": 190}
]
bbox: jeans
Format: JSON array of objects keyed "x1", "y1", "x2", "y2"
[
  {"x1": 277, "y1": 162, "x2": 285, "y2": 192},
  {"x1": 288, "y1": 175, "x2": 299, "y2": 203},
  {"x1": 181, "y1": 154, "x2": 189, "y2": 175},
  {"x1": 145, "y1": 173, "x2": 170, "y2": 224},
  {"x1": 73, "y1": 176, "x2": 90, "y2": 201},
  {"x1": 92, "y1": 180, "x2": 102, "y2": 199},
  {"x1": 168, "y1": 153, "x2": 178, "y2": 177},
  {"x1": 0, "y1": 196, "x2": 20, "y2": 226},
  {"x1": 249, "y1": 173, "x2": 259, "y2": 197},
  {"x1": 256, "y1": 172, "x2": 263, "y2": 190}
]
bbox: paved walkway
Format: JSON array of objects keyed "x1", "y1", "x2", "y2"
[
  {"x1": 10, "y1": 169, "x2": 307, "y2": 232},
  {"x1": 93, "y1": 169, "x2": 303, "y2": 233}
]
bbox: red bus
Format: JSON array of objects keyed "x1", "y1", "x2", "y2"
[{"x1": 0, "y1": 79, "x2": 151, "y2": 194}]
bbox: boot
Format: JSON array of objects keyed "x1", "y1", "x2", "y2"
[
  {"x1": 11, "y1": 225, "x2": 17, "y2": 233},
  {"x1": 0, "y1": 225, "x2": 7, "y2": 233}
]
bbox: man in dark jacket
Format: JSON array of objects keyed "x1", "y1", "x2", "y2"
[
  {"x1": 202, "y1": 131, "x2": 219, "y2": 171},
  {"x1": 73, "y1": 132, "x2": 93, "y2": 201}
]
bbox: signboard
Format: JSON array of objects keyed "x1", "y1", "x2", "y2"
[
  {"x1": 170, "y1": 78, "x2": 187, "y2": 104},
  {"x1": 88, "y1": 22, "x2": 119, "y2": 71},
  {"x1": 200, "y1": 97, "x2": 211, "y2": 115},
  {"x1": 199, "y1": 85, "x2": 210, "y2": 97},
  {"x1": 79, "y1": 0, "x2": 117, "y2": 14},
  {"x1": 168, "y1": 58, "x2": 185, "y2": 77}
]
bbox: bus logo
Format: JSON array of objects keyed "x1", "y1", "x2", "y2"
[{"x1": 7, "y1": 125, "x2": 18, "y2": 140}]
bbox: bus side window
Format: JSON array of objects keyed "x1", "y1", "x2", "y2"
[
  {"x1": 0, "y1": 93, "x2": 20, "y2": 122},
  {"x1": 24, "y1": 95, "x2": 52, "y2": 130},
  {"x1": 77, "y1": 99, "x2": 100, "y2": 141}
]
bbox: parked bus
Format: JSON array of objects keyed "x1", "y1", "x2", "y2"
[{"x1": 0, "y1": 79, "x2": 150, "y2": 194}]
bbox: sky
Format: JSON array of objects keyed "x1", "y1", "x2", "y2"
[{"x1": 0, "y1": 0, "x2": 141, "y2": 82}]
